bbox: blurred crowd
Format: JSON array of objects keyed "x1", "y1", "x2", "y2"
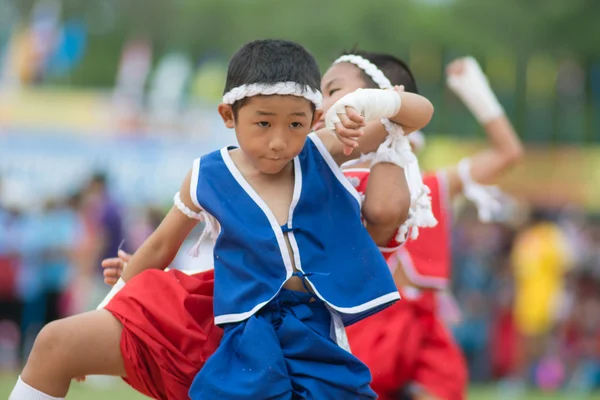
[
  {"x1": 0, "y1": 173, "x2": 165, "y2": 371},
  {"x1": 451, "y1": 205, "x2": 600, "y2": 394},
  {"x1": 1, "y1": 173, "x2": 600, "y2": 395}
]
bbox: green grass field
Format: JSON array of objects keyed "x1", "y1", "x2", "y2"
[{"x1": 1, "y1": 374, "x2": 599, "y2": 400}]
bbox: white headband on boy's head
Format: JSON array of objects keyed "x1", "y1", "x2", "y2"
[
  {"x1": 335, "y1": 54, "x2": 426, "y2": 150},
  {"x1": 222, "y1": 81, "x2": 323, "y2": 108}
]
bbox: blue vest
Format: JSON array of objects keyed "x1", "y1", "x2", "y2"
[{"x1": 192, "y1": 133, "x2": 399, "y2": 326}]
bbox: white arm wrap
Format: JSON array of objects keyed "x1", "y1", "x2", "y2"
[
  {"x1": 325, "y1": 89, "x2": 401, "y2": 131},
  {"x1": 174, "y1": 192, "x2": 204, "y2": 220},
  {"x1": 372, "y1": 119, "x2": 437, "y2": 243},
  {"x1": 188, "y1": 212, "x2": 220, "y2": 258},
  {"x1": 96, "y1": 278, "x2": 126, "y2": 310},
  {"x1": 172, "y1": 191, "x2": 220, "y2": 257},
  {"x1": 457, "y1": 158, "x2": 513, "y2": 223},
  {"x1": 446, "y1": 57, "x2": 504, "y2": 124}
]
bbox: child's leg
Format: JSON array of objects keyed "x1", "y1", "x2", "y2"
[
  {"x1": 411, "y1": 316, "x2": 468, "y2": 400},
  {"x1": 13, "y1": 309, "x2": 125, "y2": 398}
]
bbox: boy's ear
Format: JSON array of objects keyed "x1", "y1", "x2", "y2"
[
  {"x1": 218, "y1": 104, "x2": 235, "y2": 128},
  {"x1": 311, "y1": 109, "x2": 324, "y2": 129}
]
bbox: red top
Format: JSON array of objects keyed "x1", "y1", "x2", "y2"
[
  {"x1": 343, "y1": 168, "x2": 404, "y2": 260},
  {"x1": 395, "y1": 172, "x2": 452, "y2": 288}
]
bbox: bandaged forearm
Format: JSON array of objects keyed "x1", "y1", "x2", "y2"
[
  {"x1": 447, "y1": 57, "x2": 504, "y2": 124},
  {"x1": 96, "y1": 278, "x2": 125, "y2": 310},
  {"x1": 325, "y1": 89, "x2": 401, "y2": 130}
]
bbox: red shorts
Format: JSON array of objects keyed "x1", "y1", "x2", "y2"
[
  {"x1": 105, "y1": 269, "x2": 222, "y2": 400},
  {"x1": 346, "y1": 291, "x2": 468, "y2": 400}
]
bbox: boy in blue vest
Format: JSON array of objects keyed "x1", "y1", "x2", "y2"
[{"x1": 10, "y1": 39, "x2": 434, "y2": 400}]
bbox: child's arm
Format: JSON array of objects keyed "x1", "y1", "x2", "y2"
[
  {"x1": 315, "y1": 88, "x2": 434, "y2": 164},
  {"x1": 387, "y1": 90, "x2": 434, "y2": 135},
  {"x1": 441, "y1": 58, "x2": 524, "y2": 219},
  {"x1": 355, "y1": 89, "x2": 412, "y2": 247},
  {"x1": 362, "y1": 162, "x2": 410, "y2": 247},
  {"x1": 120, "y1": 170, "x2": 200, "y2": 282}
]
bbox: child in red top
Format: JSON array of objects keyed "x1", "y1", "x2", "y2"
[{"x1": 323, "y1": 51, "x2": 523, "y2": 400}]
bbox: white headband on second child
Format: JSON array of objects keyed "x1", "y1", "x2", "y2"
[{"x1": 334, "y1": 55, "x2": 425, "y2": 151}]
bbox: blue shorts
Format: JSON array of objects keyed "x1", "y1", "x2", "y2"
[{"x1": 189, "y1": 290, "x2": 376, "y2": 399}]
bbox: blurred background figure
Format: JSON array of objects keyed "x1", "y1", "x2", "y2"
[{"x1": 1, "y1": 0, "x2": 600, "y2": 398}]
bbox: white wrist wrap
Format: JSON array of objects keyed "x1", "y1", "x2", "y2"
[
  {"x1": 458, "y1": 158, "x2": 513, "y2": 223},
  {"x1": 446, "y1": 57, "x2": 504, "y2": 124},
  {"x1": 325, "y1": 89, "x2": 401, "y2": 131}
]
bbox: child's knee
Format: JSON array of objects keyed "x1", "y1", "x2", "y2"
[{"x1": 29, "y1": 320, "x2": 71, "y2": 365}]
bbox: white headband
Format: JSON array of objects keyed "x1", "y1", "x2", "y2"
[
  {"x1": 335, "y1": 54, "x2": 426, "y2": 150},
  {"x1": 334, "y1": 55, "x2": 393, "y2": 90},
  {"x1": 222, "y1": 81, "x2": 322, "y2": 108}
]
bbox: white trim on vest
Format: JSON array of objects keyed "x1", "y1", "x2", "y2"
[
  {"x1": 288, "y1": 157, "x2": 303, "y2": 227},
  {"x1": 215, "y1": 301, "x2": 273, "y2": 325},
  {"x1": 215, "y1": 148, "x2": 303, "y2": 324},
  {"x1": 190, "y1": 158, "x2": 202, "y2": 209},
  {"x1": 286, "y1": 157, "x2": 304, "y2": 291},
  {"x1": 307, "y1": 133, "x2": 362, "y2": 207},
  {"x1": 343, "y1": 167, "x2": 370, "y2": 173},
  {"x1": 323, "y1": 291, "x2": 400, "y2": 315},
  {"x1": 286, "y1": 159, "x2": 400, "y2": 316}
]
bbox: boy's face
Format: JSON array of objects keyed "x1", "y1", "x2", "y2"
[
  {"x1": 218, "y1": 95, "x2": 322, "y2": 175},
  {"x1": 314, "y1": 63, "x2": 367, "y2": 130}
]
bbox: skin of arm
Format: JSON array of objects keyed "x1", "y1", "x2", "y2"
[{"x1": 121, "y1": 170, "x2": 200, "y2": 282}]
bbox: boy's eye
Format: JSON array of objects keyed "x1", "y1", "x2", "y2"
[
  {"x1": 257, "y1": 121, "x2": 270, "y2": 128},
  {"x1": 328, "y1": 89, "x2": 339, "y2": 96},
  {"x1": 290, "y1": 122, "x2": 303, "y2": 129}
]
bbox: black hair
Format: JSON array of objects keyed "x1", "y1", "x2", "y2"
[
  {"x1": 341, "y1": 49, "x2": 419, "y2": 94},
  {"x1": 224, "y1": 39, "x2": 321, "y2": 116},
  {"x1": 529, "y1": 207, "x2": 557, "y2": 224},
  {"x1": 90, "y1": 172, "x2": 107, "y2": 186}
]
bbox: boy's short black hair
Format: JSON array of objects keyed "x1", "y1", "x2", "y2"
[
  {"x1": 341, "y1": 49, "x2": 419, "y2": 94},
  {"x1": 224, "y1": 40, "x2": 321, "y2": 115}
]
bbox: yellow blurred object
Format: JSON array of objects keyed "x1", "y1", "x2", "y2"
[
  {"x1": 2, "y1": 28, "x2": 38, "y2": 85},
  {"x1": 511, "y1": 221, "x2": 571, "y2": 336},
  {"x1": 191, "y1": 61, "x2": 227, "y2": 103},
  {"x1": 0, "y1": 87, "x2": 114, "y2": 133}
]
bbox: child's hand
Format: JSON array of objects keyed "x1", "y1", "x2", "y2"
[
  {"x1": 445, "y1": 58, "x2": 466, "y2": 77},
  {"x1": 325, "y1": 88, "x2": 402, "y2": 155},
  {"x1": 101, "y1": 250, "x2": 131, "y2": 285},
  {"x1": 445, "y1": 56, "x2": 504, "y2": 124},
  {"x1": 394, "y1": 85, "x2": 405, "y2": 95},
  {"x1": 327, "y1": 106, "x2": 366, "y2": 155}
]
